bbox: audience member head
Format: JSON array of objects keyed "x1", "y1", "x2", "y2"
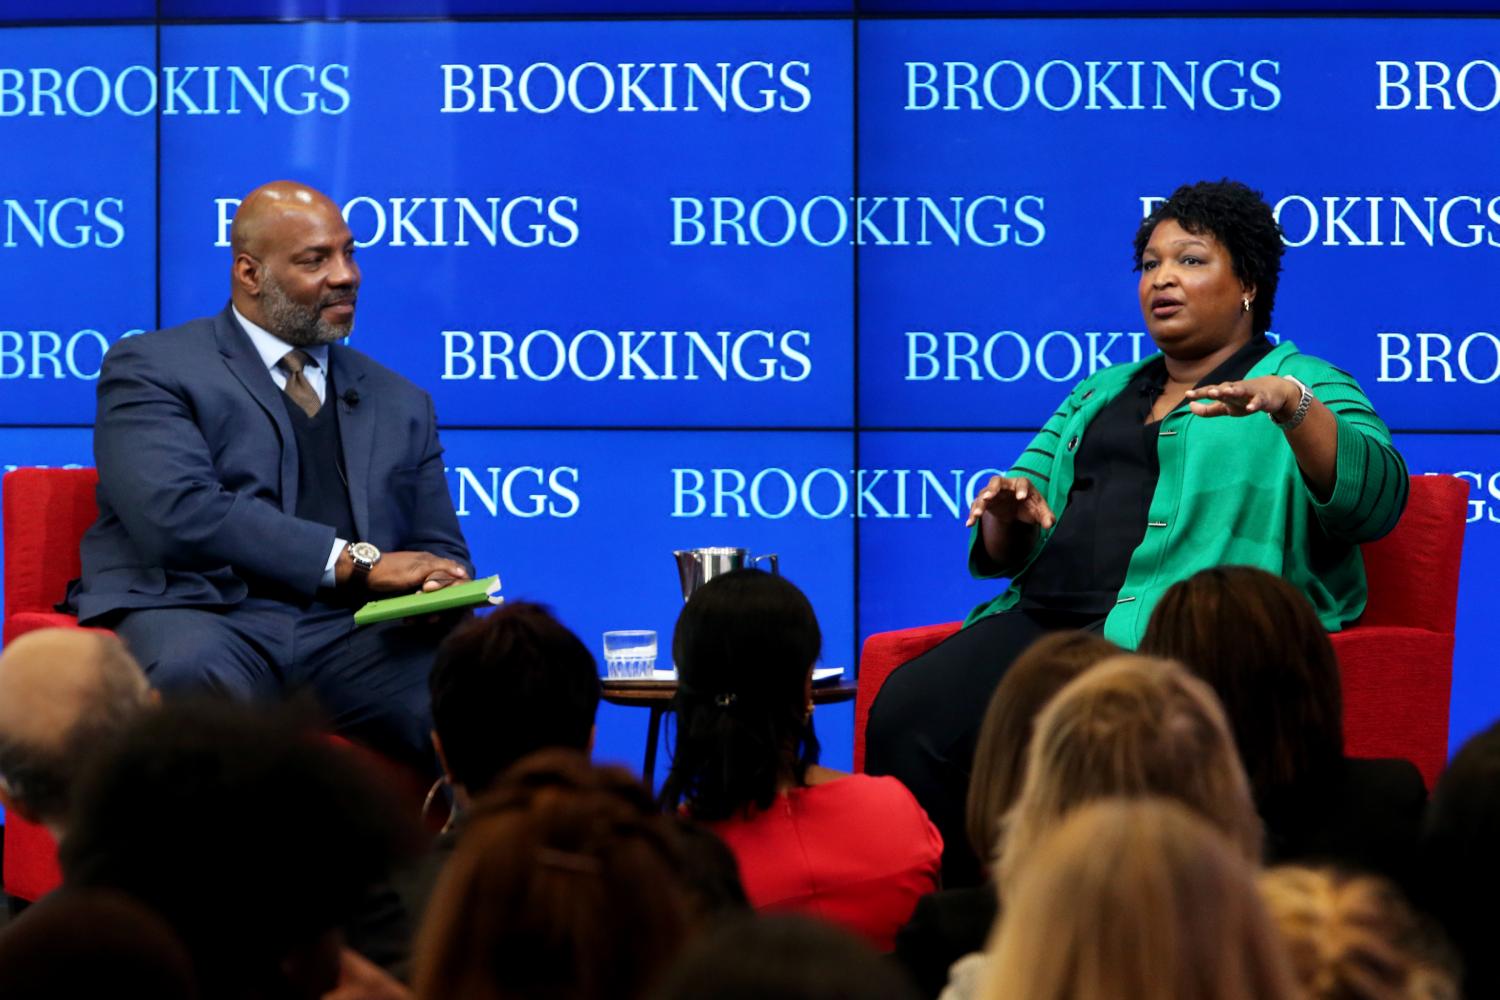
[
  {"x1": 662, "y1": 815, "x2": 752, "y2": 922},
  {"x1": 1140, "y1": 564, "x2": 1344, "y2": 801},
  {"x1": 651, "y1": 913, "x2": 921, "y2": 1000},
  {"x1": 0, "y1": 628, "x2": 154, "y2": 835},
  {"x1": 997, "y1": 654, "x2": 1261, "y2": 894},
  {"x1": 659, "y1": 569, "x2": 823, "y2": 821},
  {"x1": 60, "y1": 701, "x2": 415, "y2": 1000},
  {"x1": 1259, "y1": 866, "x2": 1459, "y2": 1000},
  {"x1": 0, "y1": 888, "x2": 198, "y2": 999},
  {"x1": 413, "y1": 749, "x2": 692, "y2": 1000},
  {"x1": 430, "y1": 601, "x2": 601, "y2": 802},
  {"x1": 965, "y1": 630, "x2": 1120, "y2": 870},
  {"x1": 983, "y1": 799, "x2": 1296, "y2": 1000},
  {"x1": 1419, "y1": 718, "x2": 1500, "y2": 999}
]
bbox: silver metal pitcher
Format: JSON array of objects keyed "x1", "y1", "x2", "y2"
[{"x1": 673, "y1": 547, "x2": 780, "y2": 602}]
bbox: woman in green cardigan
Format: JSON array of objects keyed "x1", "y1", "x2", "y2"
[{"x1": 866, "y1": 180, "x2": 1408, "y2": 887}]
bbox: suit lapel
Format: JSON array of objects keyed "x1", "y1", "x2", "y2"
[
  {"x1": 330, "y1": 345, "x2": 373, "y2": 539},
  {"x1": 216, "y1": 307, "x2": 299, "y2": 511}
]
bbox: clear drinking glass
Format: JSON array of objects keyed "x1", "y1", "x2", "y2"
[{"x1": 602, "y1": 630, "x2": 658, "y2": 679}]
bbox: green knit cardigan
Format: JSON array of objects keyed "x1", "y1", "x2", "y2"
[{"x1": 965, "y1": 340, "x2": 1409, "y2": 647}]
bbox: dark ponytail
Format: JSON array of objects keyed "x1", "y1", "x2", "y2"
[{"x1": 659, "y1": 570, "x2": 822, "y2": 821}]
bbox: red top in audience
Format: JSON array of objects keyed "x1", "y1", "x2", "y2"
[{"x1": 709, "y1": 774, "x2": 942, "y2": 952}]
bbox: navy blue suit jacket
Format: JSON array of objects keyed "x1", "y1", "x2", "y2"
[{"x1": 74, "y1": 306, "x2": 471, "y2": 624}]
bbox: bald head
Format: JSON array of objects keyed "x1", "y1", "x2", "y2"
[
  {"x1": 229, "y1": 181, "x2": 360, "y2": 347},
  {"x1": 230, "y1": 181, "x2": 340, "y2": 258},
  {"x1": 0, "y1": 630, "x2": 153, "y2": 829}
]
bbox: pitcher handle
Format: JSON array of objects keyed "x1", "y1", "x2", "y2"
[{"x1": 753, "y1": 553, "x2": 780, "y2": 575}]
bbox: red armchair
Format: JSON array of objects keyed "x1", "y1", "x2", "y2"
[
  {"x1": 2, "y1": 467, "x2": 100, "y2": 902},
  {"x1": 2, "y1": 467, "x2": 99, "y2": 646},
  {"x1": 2, "y1": 467, "x2": 435, "y2": 905},
  {"x1": 854, "y1": 474, "x2": 1468, "y2": 790}
]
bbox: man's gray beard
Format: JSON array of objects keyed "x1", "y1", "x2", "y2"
[{"x1": 260, "y1": 270, "x2": 353, "y2": 347}]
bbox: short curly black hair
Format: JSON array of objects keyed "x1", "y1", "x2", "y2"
[
  {"x1": 1133, "y1": 180, "x2": 1284, "y2": 337},
  {"x1": 430, "y1": 600, "x2": 601, "y2": 796}
]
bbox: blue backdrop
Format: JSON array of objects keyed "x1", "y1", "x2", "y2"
[{"x1": 2, "y1": 5, "x2": 1496, "y2": 780}]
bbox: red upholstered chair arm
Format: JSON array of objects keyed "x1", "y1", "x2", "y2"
[
  {"x1": 2, "y1": 612, "x2": 89, "y2": 646},
  {"x1": 2, "y1": 469, "x2": 100, "y2": 903},
  {"x1": 1358, "y1": 475, "x2": 1468, "y2": 631},
  {"x1": 1332, "y1": 626, "x2": 1453, "y2": 791},
  {"x1": 2, "y1": 467, "x2": 99, "y2": 618},
  {"x1": 854, "y1": 622, "x2": 962, "y2": 773},
  {"x1": 2, "y1": 817, "x2": 62, "y2": 904}
]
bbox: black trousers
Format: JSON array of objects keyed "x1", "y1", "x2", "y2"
[{"x1": 865, "y1": 608, "x2": 1104, "y2": 888}]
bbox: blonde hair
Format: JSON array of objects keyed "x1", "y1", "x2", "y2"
[
  {"x1": 965, "y1": 631, "x2": 1120, "y2": 868},
  {"x1": 983, "y1": 799, "x2": 1297, "y2": 1000},
  {"x1": 997, "y1": 654, "x2": 1261, "y2": 894},
  {"x1": 1259, "y1": 866, "x2": 1459, "y2": 1000}
]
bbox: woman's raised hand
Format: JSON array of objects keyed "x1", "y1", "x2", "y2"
[
  {"x1": 1184, "y1": 376, "x2": 1299, "y2": 420},
  {"x1": 966, "y1": 476, "x2": 1056, "y2": 530}
]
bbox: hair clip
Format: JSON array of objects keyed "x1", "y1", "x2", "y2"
[
  {"x1": 714, "y1": 692, "x2": 738, "y2": 707},
  {"x1": 538, "y1": 848, "x2": 602, "y2": 875}
]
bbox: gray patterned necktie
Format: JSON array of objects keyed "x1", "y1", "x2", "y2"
[{"x1": 277, "y1": 349, "x2": 321, "y2": 418}]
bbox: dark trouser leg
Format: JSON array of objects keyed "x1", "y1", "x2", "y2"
[
  {"x1": 112, "y1": 603, "x2": 287, "y2": 700},
  {"x1": 865, "y1": 611, "x2": 1058, "y2": 889},
  {"x1": 291, "y1": 607, "x2": 468, "y2": 775}
]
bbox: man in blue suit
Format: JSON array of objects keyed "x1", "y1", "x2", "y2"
[{"x1": 71, "y1": 181, "x2": 472, "y2": 768}]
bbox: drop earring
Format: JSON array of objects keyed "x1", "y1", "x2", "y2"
[
  {"x1": 1242, "y1": 296, "x2": 1251, "y2": 313},
  {"x1": 422, "y1": 775, "x2": 459, "y2": 834}
]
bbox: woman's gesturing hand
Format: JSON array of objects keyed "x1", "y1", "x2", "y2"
[
  {"x1": 1184, "y1": 376, "x2": 1299, "y2": 420},
  {"x1": 966, "y1": 476, "x2": 1056, "y2": 530}
]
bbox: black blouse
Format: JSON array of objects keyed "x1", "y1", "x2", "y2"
[{"x1": 1019, "y1": 336, "x2": 1274, "y2": 616}]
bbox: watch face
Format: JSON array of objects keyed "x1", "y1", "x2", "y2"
[{"x1": 350, "y1": 542, "x2": 381, "y2": 566}]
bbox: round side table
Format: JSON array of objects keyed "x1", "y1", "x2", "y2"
[{"x1": 601, "y1": 679, "x2": 857, "y2": 783}]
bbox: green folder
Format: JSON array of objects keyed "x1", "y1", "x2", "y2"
[{"x1": 353, "y1": 575, "x2": 501, "y2": 626}]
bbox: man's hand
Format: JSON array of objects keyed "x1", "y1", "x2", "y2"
[
  {"x1": 336, "y1": 548, "x2": 468, "y2": 593},
  {"x1": 1184, "y1": 376, "x2": 1300, "y2": 420},
  {"x1": 966, "y1": 475, "x2": 1056, "y2": 530},
  {"x1": 371, "y1": 552, "x2": 468, "y2": 593}
]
